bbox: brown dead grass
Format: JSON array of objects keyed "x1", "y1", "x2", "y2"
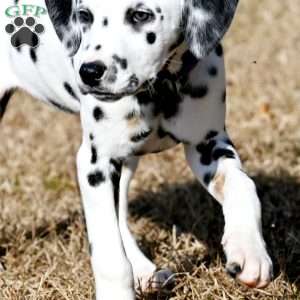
[{"x1": 0, "y1": 0, "x2": 300, "y2": 299}]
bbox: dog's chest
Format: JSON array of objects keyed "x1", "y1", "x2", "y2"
[{"x1": 81, "y1": 49, "x2": 201, "y2": 157}]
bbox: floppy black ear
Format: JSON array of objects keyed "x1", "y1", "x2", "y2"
[
  {"x1": 45, "y1": 0, "x2": 81, "y2": 56},
  {"x1": 182, "y1": 0, "x2": 239, "y2": 58}
]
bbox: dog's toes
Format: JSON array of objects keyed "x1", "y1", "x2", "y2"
[
  {"x1": 226, "y1": 262, "x2": 242, "y2": 278},
  {"x1": 223, "y1": 232, "x2": 273, "y2": 288},
  {"x1": 151, "y1": 269, "x2": 174, "y2": 289},
  {"x1": 136, "y1": 268, "x2": 174, "y2": 293}
]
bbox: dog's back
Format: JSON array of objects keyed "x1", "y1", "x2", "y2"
[{"x1": 0, "y1": 0, "x2": 80, "y2": 118}]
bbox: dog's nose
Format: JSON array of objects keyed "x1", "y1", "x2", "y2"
[{"x1": 79, "y1": 61, "x2": 107, "y2": 87}]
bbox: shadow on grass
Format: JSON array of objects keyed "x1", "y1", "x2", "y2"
[
  {"x1": 2, "y1": 173, "x2": 298, "y2": 299},
  {"x1": 129, "y1": 173, "x2": 300, "y2": 291}
]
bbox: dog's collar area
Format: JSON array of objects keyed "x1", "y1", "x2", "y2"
[{"x1": 135, "y1": 46, "x2": 199, "y2": 103}]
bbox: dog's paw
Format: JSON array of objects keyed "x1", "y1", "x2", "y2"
[
  {"x1": 222, "y1": 231, "x2": 273, "y2": 288},
  {"x1": 135, "y1": 268, "x2": 174, "y2": 292},
  {"x1": 96, "y1": 282, "x2": 135, "y2": 300}
]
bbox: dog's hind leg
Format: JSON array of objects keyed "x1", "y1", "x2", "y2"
[{"x1": 118, "y1": 157, "x2": 173, "y2": 293}]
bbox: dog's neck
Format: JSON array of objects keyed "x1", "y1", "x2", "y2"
[
  {"x1": 136, "y1": 42, "x2": 199, "y2": 106},
  {"x1": 158, "y1": 42, "x2": 199, "y2": 86}
]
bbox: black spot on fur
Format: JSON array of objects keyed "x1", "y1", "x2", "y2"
[
  {"x1": 196, "y1": 140, "x2": 216, "y2": 165},
  {"x1": 66, "y1": 40, "x2": 73, "y2": 49},
  {"x1": 215, "y1": 44, "x2": 223, "y2": 57},
  {"x1": 112, "y1": 55, "x2": 128, "y2": 70},
  {"x1": 136, "y1": 70, "x2": 183, "y2": 120},
  {"x1": 178, "y1": 50, "x2": 199, "y2": 84},
  {"x1": 93, "y1": 106, "x2": 104, "y2": 121},
  {"x1": 154, "y1": 71, "x2": 182, "y2": 119},
  {"x1": 208, "y1": 66, "x2": 218, "y2": 76},
  {"x1": 110, "y1": 159, "x2": 123, "y2": 173},
  {"x1": 212, "y1": 148, "x2": 235, "y2": 160},
  {"x1": 205, "y1": 130, "x2": 218, "y2": 140},
  {"x1": 110, "y1": 159, "x2": 123, "y2": 213},
  {"x1": 103, "y1": 17, "x2": 108, "y2": 26},
  {"x1": 91, "y1": 145, "x2": 97, "y2": 164},
  {"x1": 147, "y1": 32, "x2": 156, "y2": 44},
  {"x1": 87, "y1": 170, "x2": 105, "y2": 187},
  {"x1": 181, "y1": 84, "x2": 208, "y2": 99},
  {"x1": 89, "y1": 133, "x2": 94, "y2": 141},
  {"x1": 203, "y1": 172, "x2": 213, "y2": 185},
  {"x1": 131, "y1": 129, "x2": 152, "y2": 142},
  {"x1": 137, "y1": 90, "x2": 153, "y2": 105},
  {"x1": 64, "y1": 82, "x2": 79, "y2": 101},
  {"x1": 95, "y1": 44, "x2": 101, "y2": 51}
]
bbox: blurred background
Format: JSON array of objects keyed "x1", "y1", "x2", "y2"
[{"x1": 0, "y1": 0, "x2": 299, "y2": 299}]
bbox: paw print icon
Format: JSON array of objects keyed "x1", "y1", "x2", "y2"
[{"x1": 5, "y1": 17, "x2": 44, "y2": 48}]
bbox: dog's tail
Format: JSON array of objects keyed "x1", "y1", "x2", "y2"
[{"x1": 0, "y1": 90, "x2": 15, "y2": 121}]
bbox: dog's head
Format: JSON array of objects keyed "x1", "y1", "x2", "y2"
[{"x1": 46, "y1": 0, "x2": 238, "y2": 101}]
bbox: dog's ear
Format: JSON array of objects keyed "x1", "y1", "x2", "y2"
[
  {"x1": 182, "y1": 0, "x2": 239, "y2": 58},
  {"x1": 45, "y1": 0, "x2": 81, "y2": 56}
]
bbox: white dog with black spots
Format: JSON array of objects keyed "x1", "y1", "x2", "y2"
[{"x1": 0, "y1": 0, "x2": 273, "y2": 299}]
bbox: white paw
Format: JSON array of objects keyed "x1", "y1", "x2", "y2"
[
  {"x1": 96, "y1": 283, "x2": 135, "y2": 300},
  {"x1": 135, "y1": 268, "x2": 174, "y2": 292},
  {"x1": 222, "y1": 231, "x2": 273, "y2": 288}
]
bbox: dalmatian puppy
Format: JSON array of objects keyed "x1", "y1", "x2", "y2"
[{"x1": 0, "y1": 0, "x2": 273, "y2": 299}]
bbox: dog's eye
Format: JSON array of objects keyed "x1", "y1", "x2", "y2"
[
  {"x1": 131, "y1": 10, "x2": 154, "y2": 24},
  {"x1": 78, "y1": 9, "x2": 94, "y2": 24}
]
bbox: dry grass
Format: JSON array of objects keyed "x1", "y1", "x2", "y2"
[{"x1": 1, "y1": 0, "x2": 300, "y2": 299}]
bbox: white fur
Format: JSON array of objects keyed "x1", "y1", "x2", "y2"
[{"x1": 0, "y1": 0, "x2": 272, "y2": 299}]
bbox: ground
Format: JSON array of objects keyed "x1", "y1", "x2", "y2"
[{"x1": 0, "y1": 0, "x2": 300, "y2": 299}]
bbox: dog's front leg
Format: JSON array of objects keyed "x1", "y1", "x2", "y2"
[
  {"x1": 185, "y1": 133, "x2": 273, "y2": 288},
  {"x1": 118, "y1": 157, "x2": 172, "y2": 292},
  {"x1": 77, "y1": 144, "x2": 135, "y2": 300}
]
